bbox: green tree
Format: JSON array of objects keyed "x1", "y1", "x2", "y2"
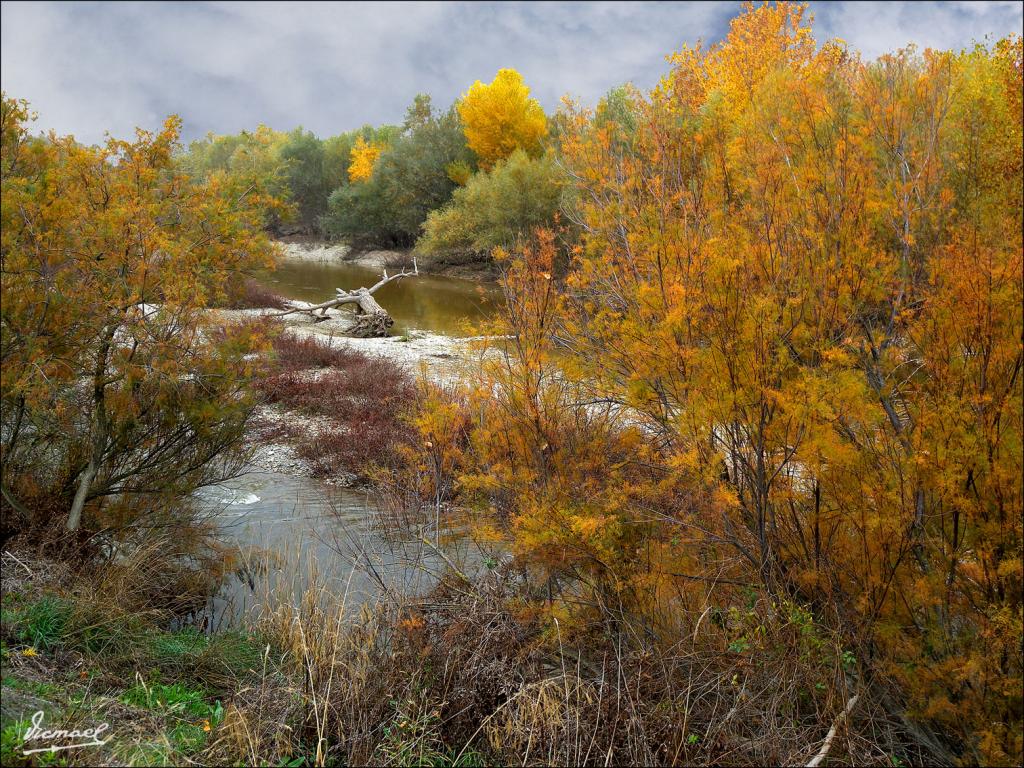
[
  {"x1": 323, "y1": 177, "x2": 401, "y2": 246},
  {"x1": 177, "y1": 125, "x2": 292, "y2": 231},
  {"x1": 323, "y1": 99, "x2": 472, "y2": 246},
  {"x1": 418, "y1": 149, "x2": 564, "y2": 256},
  {"x1": 279, "y1": 127, "x2": 330, "y2": 233},
  {"x1": 323, "y1": 133, "x2": 355, "y2": 190}
]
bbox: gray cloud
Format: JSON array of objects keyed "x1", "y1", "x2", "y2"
[{"x1": 2, "y1": 1, "x2": 1020, "y2": 145}]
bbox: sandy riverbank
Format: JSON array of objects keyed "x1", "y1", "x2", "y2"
[
  {"x1": 275, "y1": 241, "x2": 403, "y2": 270},
  {"x1": 275, "y1": 240, "x2": 497, "y2": 280},
  {"x1": 214, "y1": 304, "x2": 495, "y2": 386}
]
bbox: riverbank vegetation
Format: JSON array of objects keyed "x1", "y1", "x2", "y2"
[
  {"x1": 253, "y1": 329, "x2": 416, "y2": 479},
  {"x1": 178, "y1": 66, "x2": 566, "y2": 262},
  {"x1": 1, "y1": 2, "x2": 1021, "y2": 766}
]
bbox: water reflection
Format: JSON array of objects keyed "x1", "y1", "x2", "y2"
[
  {"x1": 257, "y1": 259, "x2": 503, "y2": 337},
  {"x1": 203, "y1": 471, "x2": 490, "y2": 629}
]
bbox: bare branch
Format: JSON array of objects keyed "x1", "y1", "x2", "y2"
[{"x1": 806, "y1": 695, "x2": 858, "y2": 768}]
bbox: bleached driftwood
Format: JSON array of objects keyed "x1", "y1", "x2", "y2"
[{"x1": 274, "y1": 259, "x2": 418, "y2": 337}]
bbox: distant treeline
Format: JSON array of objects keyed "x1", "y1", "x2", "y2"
[{"x1": 176, "y1": 70, "x2": 573, "y2": 255}]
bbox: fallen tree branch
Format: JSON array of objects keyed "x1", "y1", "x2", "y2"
[
  {"x1": 272, "y1": 260, "x2": 419, "y2": 337},
  {"x1": 417, "y1": 534, "x2": 471, "y2": 585},
  {"x1": 806, "y1": 694, "x2": 859, "y2": 767}
]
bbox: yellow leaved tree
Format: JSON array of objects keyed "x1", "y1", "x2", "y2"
[
  {"x1": 348, "y1": 135, "x2": 386, "y2": 182},
  {"x1": 457, "y1": 68, "x2": 547, "y2": 169},
  {"x1": 1, "y1": 96, "x2": 280, "y2": 534}
]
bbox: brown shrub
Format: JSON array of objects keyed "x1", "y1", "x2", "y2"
[
  {"x1": 226, "y1": 277, "x2": 289, "y2": 310},
  {"x1": 254, "y1": 332, "x2": 417, "y2": 477},
  {"x1": 269, "y1": 331, "x2": 363, "y2": 370}
]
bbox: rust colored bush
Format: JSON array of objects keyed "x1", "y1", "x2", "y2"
[
  {"x1": 254, "y1": 331, "x2": 417, "y2": 477},
  {"x1": 267, "y1": 331, "x2": 364, "y2": 370},
  {"x1": 226, "y1": 277, "x2": 290, "y2": 310}
]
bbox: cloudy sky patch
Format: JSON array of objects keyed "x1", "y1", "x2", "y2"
[{"x1": 2, "y1": 1, "x2": 1021, "y2": 144}]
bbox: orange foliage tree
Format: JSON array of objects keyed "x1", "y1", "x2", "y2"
[
  {"x1": 450, "y1": 4, "x2": 1020, "y2": 763},
  {"x1": 348, "y1": 134, "x2": 387, "y2": 183},
  {"x1": 1, "y1": 96, "x2": 279, "y2": 533}
]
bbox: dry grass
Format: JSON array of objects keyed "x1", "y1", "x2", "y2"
[
  {"x1": 208, "y1": 549, "x2": 529, "y2": 766},
  {"x1": 199, "y1": 531, "x2": 936, "y2": 767},
  {"x1": 0, "y1": 530, "x2": 270, "y2": 767},
  {"x1": 2, "y1": 523, "x2": 931, "y2": 767}
]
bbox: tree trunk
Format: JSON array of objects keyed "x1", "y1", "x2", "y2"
[
  {"x1": 67, "y1": 323, "x2": 116, "y2": 531},
  {"x1": 345, "y1": 288, "x2": 395, "y2": 338},
  {"x1": 67, "y1": 457, "x2": 97, "y2": 532}
]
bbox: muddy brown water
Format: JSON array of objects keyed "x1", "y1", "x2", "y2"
[{"x1": 256, "y1": 259, "x2": 503, "y2": 337}]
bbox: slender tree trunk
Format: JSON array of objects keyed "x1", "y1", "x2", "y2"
[
  {"x1": 2, "y1": 394, "x2": 26, "y2": 462},
  {"x1": 67, "y1": 457, "x2": 97, "y2": 532},
  {"x1": 67, "y1": 324, "x2": 116, "y2": 532}
]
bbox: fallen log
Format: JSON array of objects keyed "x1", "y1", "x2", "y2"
[{"x1": 273, "y1": 260, "x2": 418, "y2": 337}]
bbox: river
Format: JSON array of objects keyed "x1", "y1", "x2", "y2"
[
  {"x1": 256, "y1": 257, "x2": 503, "y2": 336},
  {"x1": 200, "y1": 472, "x2": 484, "y2": 630},
  {"x1": 206, "y1": 253, "x2": 501, "y2": 628}
]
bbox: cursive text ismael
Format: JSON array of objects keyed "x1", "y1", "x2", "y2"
[{"x1": 21, "y1": 710, "x2": 111, "y2": 755}]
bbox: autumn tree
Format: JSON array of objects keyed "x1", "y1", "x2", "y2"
[
  {"x1": 178, "y1": 124, "x2": 293, "y2": 232},
  {"x1": 458, "y1": 68, "x2": 547, "y2": 169},
  {"x1": 348, "y1": 134, "x2": 386, "y2": 183},
  {"x1": 454, "y1": 233, "x2": 690, "y2": 616},
  {"x1": 1, "y1": 96, "x2": 278, "y2": 534},
  {"x1": 451, "y1": 3, "x2": 1021, "y2": 763}
]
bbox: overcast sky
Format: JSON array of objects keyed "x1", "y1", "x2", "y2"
[{"x1": 2, "y1": 1, "x2": 1021, "y2": 145}]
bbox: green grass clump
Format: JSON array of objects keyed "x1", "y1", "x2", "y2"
[
  {"x1": 1, "y1": 715, "x2": 75, "y2": 767},
  {"x1": 119, "y1": 679, "x2": 226, "y2": 761},
  {"x1": 120, "y1": 679, "x2": 213, "y2": 718},
  {"x1": 1, "y1": 674, "x2": 59, "y2": 697},
  {"x1": 72, "y1": 610, "x2": 151, "y2": 657},
  {"x1": 167, "y1": 720, "x2": 209, "y2": 754},
  {"x1": 145, "y1": 627, "x2": 209, "y2": 662},
  {"x1": 1, "y1": 718, "x2": 30, "y2": 767},
  {"x1": 17, "y1": 596, "x2": 72, "y2": 651},
  {"x1": 5, "y1": 592, "x2": 155, "y2": 658},
  {"x1": 373, "y1": 699, "x2": 488, "y2": 767},
  {"x1": 145, "y1": 626, "x2": 264, "y2": 683},
  {"x1": 202, "y1": 630, "x2": 264, "y2": 676}
]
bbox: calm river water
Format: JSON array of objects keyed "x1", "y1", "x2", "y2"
[
  {"x1": 257, "y1": 258, "x2": 503, "y2": 336},
  {"x1": 201, "y1": 472, "x2": 478, "y2": 629}
]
